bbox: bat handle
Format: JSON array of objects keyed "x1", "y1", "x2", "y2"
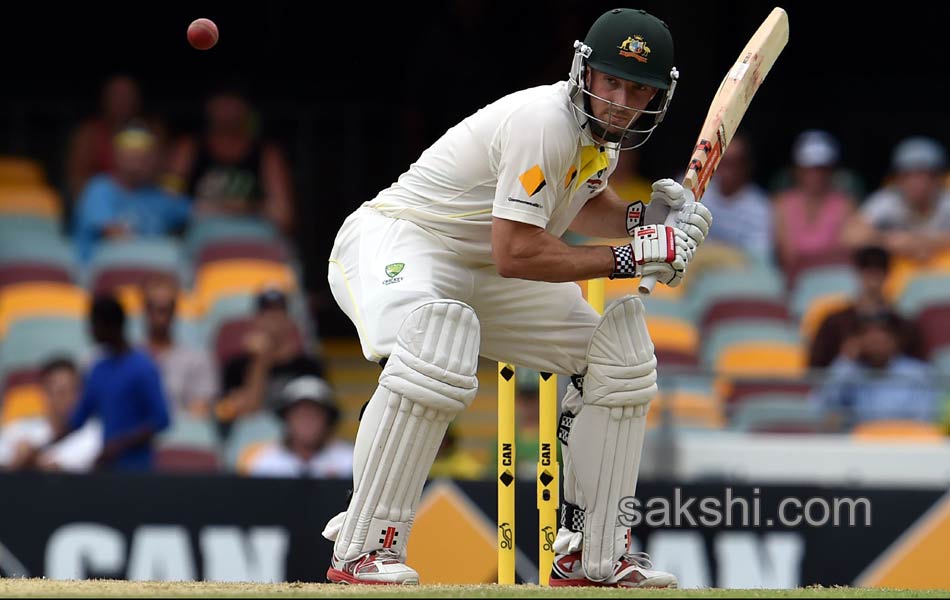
[{"x1": 637, "y1": 209, "x2": 680, "y2": 295}]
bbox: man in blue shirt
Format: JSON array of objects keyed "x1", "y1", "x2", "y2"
[
  {"x1": 73, "y1": 124, "x2": 191, "y2": 263},
  {"x1": 812, "y1": 310, "x2": 939, "y2": 431},
  {"x1": 34, "y1": 295, "x2": 172, "y2": 470}
]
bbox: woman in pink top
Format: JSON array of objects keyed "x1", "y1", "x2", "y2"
[{"x1": 774, "y1": 130, "x2": 857, "y2": 271}]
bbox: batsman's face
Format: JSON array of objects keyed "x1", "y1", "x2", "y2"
[{"x1": 586, "y1": 69, "x2": 658, "y2": 135}]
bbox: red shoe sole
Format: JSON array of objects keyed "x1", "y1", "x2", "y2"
[{"x1": 326, "y1": 567, "x2": 418, "y2": 585}]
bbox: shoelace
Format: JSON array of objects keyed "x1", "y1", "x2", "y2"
[
  {"x1": 621, "y1": 551, "x2": 654, "y2": 569},
  {"x1": 608, "y1": 550, "x2": 655, "y2": 583}
]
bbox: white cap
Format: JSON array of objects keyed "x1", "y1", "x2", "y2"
[
  {"x1": 793, "y1": 130, "x2": 839, "y2": 168},
  {"x1": 278, "y1": 375, "x2": 339, "y2": 422},
  {"x1": 891, "y1": 136, "x2": 947, "y2": 173}
]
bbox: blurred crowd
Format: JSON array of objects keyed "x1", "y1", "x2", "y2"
[{"x1": 1, "y1": 71, "x2": 949, "y2": 483}]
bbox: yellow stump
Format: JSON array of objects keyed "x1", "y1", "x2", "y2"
[
  {"x1": 588, "y1": 278, "x2": 606, "y2": 315},
  {"x1": 537, "y1": 371, "x2": 559, "y2": 586},
  {"x1": 497, "y1": 363, "x2": 516, "y2": 584}
]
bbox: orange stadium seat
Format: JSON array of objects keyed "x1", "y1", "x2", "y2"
[
  {"x1": 885, "y1": 249, "x2": 950, "y2": 301},
  {"x1": 191, "y1": 259, "x2": 297, "y2": 316},
  {"x1": 646, "y1": 315, "x2": 699, "y2": 356},
  {"x1": 799, "y1": 292, "x2": 852, "y2": 343},
  {"x1": 715, "y1": 341, "x2": 806, "y2": 378},
  {"x1": 0, "y1": 282, "x2": 89, "y2": 339},
  {"x1": 0, "y1": 156, "x2": 46, "y2": 186},
  {"x1": 851, "y1": 420, "x2": 946, "y2": 443},
  {"x1": 0, "y1": 185, "x2": 61, "y2": 219}
]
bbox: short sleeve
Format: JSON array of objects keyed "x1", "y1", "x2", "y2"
[{"x1": 491, "y1": 104, "x2": 576, "y2": 229}]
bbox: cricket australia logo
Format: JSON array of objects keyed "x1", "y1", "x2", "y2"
[
  {"x1": 383, "y1": 262, "x2": 404, "y2": 285},
  {"x1": 618, "y1": 35, "x2": 651, "y2": 62}
]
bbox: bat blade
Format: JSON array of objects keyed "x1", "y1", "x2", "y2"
[{"x1": 639, "y1": 6, "x2": 788, "y2": 295}]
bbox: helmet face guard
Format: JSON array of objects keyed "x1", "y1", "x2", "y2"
[{"x1": 569, "y1": 40, "x2": 678, "y2": 151}]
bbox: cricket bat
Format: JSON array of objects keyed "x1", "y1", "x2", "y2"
[{"x1": 639, "y1": 7, "x2": 789, "y2": 294}]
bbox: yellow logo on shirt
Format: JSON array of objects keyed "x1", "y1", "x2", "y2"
[{"x1": 518, "y1": 165, "x2": 546, "y2": 197}]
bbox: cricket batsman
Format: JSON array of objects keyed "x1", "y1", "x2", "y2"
[{"x1": 322, "y1": 7, "x2": 712, "y2": 586}]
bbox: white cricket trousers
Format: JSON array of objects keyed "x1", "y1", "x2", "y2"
[{"x1": 328, "y1": 207, "x2": 601, "y2": 376}]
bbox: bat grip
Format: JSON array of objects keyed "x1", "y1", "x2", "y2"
[{"x1": 637, "y1": 209, "x2": 680, "y2": 295}]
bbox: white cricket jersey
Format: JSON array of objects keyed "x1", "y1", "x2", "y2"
[{"x1": 365, "y1": 81, "x2": 618, "y2": 264}]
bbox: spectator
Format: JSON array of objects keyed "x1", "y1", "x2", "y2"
[
  {"x1": 699, "y1": 134, "x2": 773, "y2": 257},
  {"x1": 429, "y1": 423, "x2": 486, "y2": 480},
  {"x1": 809, "y1": 245, "x2": 925, "y2": 368},
  {"x1": 245, "y1": 375, "x2": 353, "y2": 478},
  {"x1": 73, "y1": 123, "x2": 191, "y2": 263},
  {"x1": 773, "y1": 130, "x2": 857, "y2": 271},
  {"x1": 65, "y1": 74, "x2": 166, "y2": 203},
  {"x1": 141, "y1": 273, "x2": 218, "y2": 418},
  {"x1": 217, "y1": 287, "x2": 324, "y2": 422},
  {"x1": 164, "y1": 87, "x2": 295, "y2": 235},
  {"x1": 811, "y1": 310, "x2": 939, "y2": 431},
  {"x1": 38, "y1": 296, "x2": 170, "y2": 471},
  {"x1": 843, "y1": 136, "x2": 950, "y2": 261},
  {"x1": 0, "y1": 357, "x2": 101, "y2": 472}
]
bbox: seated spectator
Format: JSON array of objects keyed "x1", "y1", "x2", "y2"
[
  {"x1": 73, "y1": 123, "x2": 191, "y2": 263},
  {"x1": 811, "y1": 310, "x2": 939, "y2": 432},
  {"x1": 164, "y1": 87, "x2": 294, "y2": 235},
  {"x1": 245, "y1": 375, "x2": 353, "y2": 478},
  {"x1": 429, "y1": 424, "x2": 486, "y2": 481},
  {"x1": 65, "y1": 74, "x2": 167, "y2": 203},
  {"x1": 0, "y1": 357, "x2": 101, "y2": 472},
  {"x1": 217, "y1": 288, "x2": 325, "y2": 422},
  {"x1": 843, "y1": 136, "x2": 950, "y2": 261},
  {"x1": 697, "y1": 134, "x2": 773, "y2": 258},
  {"x1": 23, "y1": 296, "x2": 171, "y2": 471},
  {"x1": 809, "y1": 246, "x2": 925, "y2": 368},
  {"x1": 141, "y1": 273, "x2": 218, "y2": 418},
  {"x1": 773, "y1": 130, "x2": 857, "y2": 271}
]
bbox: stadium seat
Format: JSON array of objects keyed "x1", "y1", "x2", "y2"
[
  {"x1": 730, "y1": 397, "x2": 824, "y2": 433},
  {"x1": 0, "y1": 263, "x2": 73, "y2": 289},
  {"x1": 155, "y1": 447, "x2": 221, "y2": 472},
  {"x1": 0, "y1": 317, "x2": 91, "y2": 383},
  {"x1": 783, "y1": 248, "x2": 852, "y2": 290},
  {"x1": 646, "y1": 315, "x2": 699, "y2": 356},
  {"x1": 0, "y1": 215, "x2": 61, "y2": 240},
  {"x1": 851, "y1": 419, "x2": 946, "y2": 442},
  {"x1": 85, "y1": 238, "x2": 187, "y2": 292},
  {"x1": 701, "y1": 320, "x2": 801, "y2": 369},
  {"x1": 700, "y1": 298, "x2": 790, "y2": 335},
  {"x1": 897, "y1": 273, "x2": 950, "y2": 318},
  {"x1": 0, "y1": 368, "x2": 43, "y2": 424},
  {"x1": 885, "y1": 250, "x2": 950, "y2": 302},
  {"x1": 0, "y1": 156, "x2": 46, "y2": 186},
  {"x1": 917, "y1": 304, "x2": 950, "y2": 359},
  {"x1": 0, "y1": 185, "x2": 61, "y2": 219},
  {"x1": 191, "y1": 259, "x2": 297, "y2": 317},
  {"x1": 799, "y1": 293, "x2": 852, "y2": 344},
  {"x1": 200, "y1": 293, "x2": 256, "y2": 348},
  {"x1": 789, "y1": 264, "x2": 858, "y2": 320},
  {"x1": 222, "y1": 411, "x2": 284, "y2": 472},
  {"x1": 0, "y1": 232, "x2": 76, "y2": 272},
  {"x1": 686, "y1": 265, "x2": 786, "y2": 323},
  {"x1": 195, "y1": 238, "x2": 290, "y2": 269},
  {"x1": 185, "y1": 216, "x2": 279, "y2": 261},
  {"x1": 157, "y1": 414, "x2": 221, "y2": 449},
  {"x1": 715, "y1": 341, "x2": 806, "y2": 378},
  {"x1": 0, "y1": 282, "x2": 89, "y2": 339},
  {"x1": 725, "y1": 378, "x2": 815, "y2": 408}
]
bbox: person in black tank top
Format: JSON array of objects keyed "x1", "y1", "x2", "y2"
[{"x1": 165, "y1": 88, "x2": 295, "y2": 235}]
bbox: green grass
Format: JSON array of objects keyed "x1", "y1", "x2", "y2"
[{"x1": 1, "y1": 580, "x2": 948, "y2": 598}]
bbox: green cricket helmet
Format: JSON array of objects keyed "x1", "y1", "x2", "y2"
[{"x1": 569, "y1": 8, "x2": 679, "y2": 150}]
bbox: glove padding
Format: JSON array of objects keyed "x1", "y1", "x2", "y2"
[
  {"x1": 650, "y1": 178, "x2": 691, "y2": 211},
  {"x1": 611, "y1": 224, "x2": 691, "y2": 287},
  {"x1": 674, "y1": 202, "x2": 713, "y2": 249}
]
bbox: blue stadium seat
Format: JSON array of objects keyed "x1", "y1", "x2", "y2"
[
  {"x1": 0, "y1": 317, "x2": 92, "y2": 382},
  {"x1": 897, "y1": 273, "x2": 950, "y2": 318},
  {"x1": 789, "y1": 265, "x2": 858, "y2": 320},
  {"x1": 222, "y1": 411, "x2": 284, "y2": 472},
  {"x1": 686, "y1": 265, "x2": 786, "y2": 323}
]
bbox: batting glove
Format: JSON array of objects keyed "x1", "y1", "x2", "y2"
[{"x1": 611, "y1": 224, "x2": 690, "y2": 287}]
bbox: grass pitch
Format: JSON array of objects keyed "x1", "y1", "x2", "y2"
[{"x1": 1, "y1": 580, "x2": 948, "y2": 598}]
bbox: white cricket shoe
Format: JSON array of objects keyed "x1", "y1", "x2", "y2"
[
  {"x1": 549, "y1": 550, "x2": 678, "y2": 588},
  {"x1": 326, "y1": 550, "x2": 420, "y2": 585}
]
